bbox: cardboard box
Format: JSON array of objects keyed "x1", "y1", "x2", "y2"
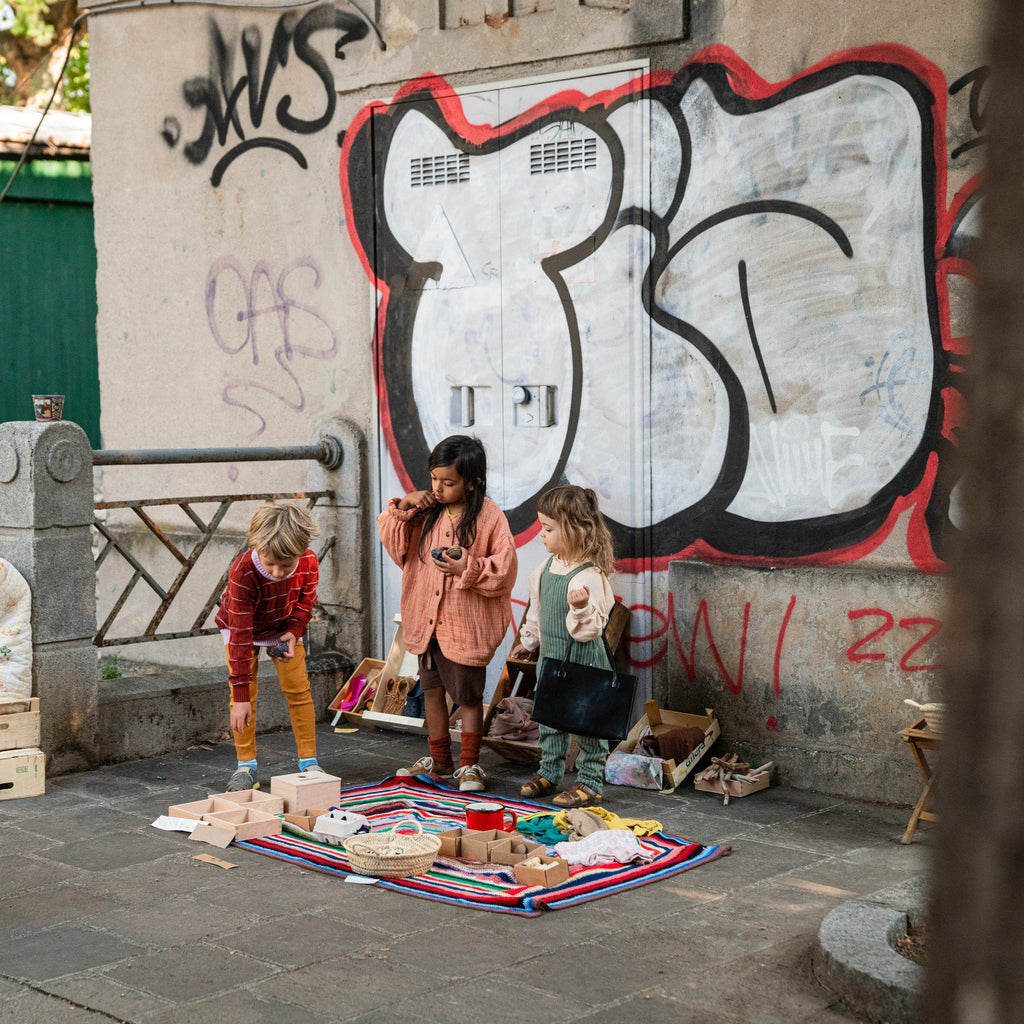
[
  {"x1": 694, "y1": 769, "x2": 771, "y2": 800},
  {"x1": 490, "y1": 835, "x2": 546, "y2": 866},
  {"x1": 168, "y1": 796, "x2": 241, "y2": 820},
  {"x1": 460, "y1": 828, "x2": 516, "y2": 863},
  {"x1": 513, "y1": 855, "x2": 570, "y2": 887},
  {"x1": 270, "y1": 770, "x2": 341, "y2": 813},
  {"x1": 613, "y1": 700, "x2": 720, "y2": 791},
  {"x1": 360, "y1": 616, "x2": 430, "y2": 736},
  {"x1": 200, "y1": 806, "x2": 283, "y2": 842},
  {"x1": 436, "y1": 827, "x2": 465, "y2": 858},
  {"x1": 328, "y1": 657, "x2": 386, "y2": 726},
  {"x1": 0, "y1": 697, "x2": 40, "y2": 752},
  {"x1": 284, "y1": 808, "x2": 331, "y2": 832},
  {"x1": 0, "y1": 747, "x2": 45, "y2": 801},
  {"x1": 212, "y1": 789, "x2": 285, "y2": 815}
]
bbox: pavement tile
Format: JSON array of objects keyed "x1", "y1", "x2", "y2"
[
  {"x1": 42, "y1": 973, "x2": 174, "y2": 1020},
  {"x1": 90, "y1": 895, "x2": 262, "y2": 946},
  {"x1": 0, "y1": 885, "x2": 124, "y2": 938},
  {"x1": 138, "y1": 990, "x2": 336, "y2": 1024},
  {"x1": 32, "y1": 831, "x2": 180, "y2": 872},
  {"x1": 498, "y1": 938, "x2": 691, "y2": 1006},
  {"x1": 580, "y1": 990, "x2": 747, "y2": 1024},
  {"x1": 104, "y1": 943, "x2": 277, "y2": 1001},
  {"x1": 207, "y1": 915, "x2": 382, "y2": 968},
  {"x1": 0, "y1": 850, "x2": 83, "y2": 894},
  {"x1": 253, "y1": 954, "x2": 437, "y2": 1016},
  {"x1": 0, "y1": 989, "x2": 124, "y2": 1024},
  {"x1": 0, "y1": 925, "x2": 145, "y2": 983}
]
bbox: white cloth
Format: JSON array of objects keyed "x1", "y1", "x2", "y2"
[
  {"x1": 0, "y1": 559, "x2": 32, "y2": 701},
  {"x1": 553, "y1": 830, "x2": 654, "y2": 866}
]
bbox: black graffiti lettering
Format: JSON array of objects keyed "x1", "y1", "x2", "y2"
[
  {"x1": 949, "y1": 65, "x2": 989, "y2": 159},
  {"x1": 166, "y1": 5, "x2": 369, "y2": 184}
]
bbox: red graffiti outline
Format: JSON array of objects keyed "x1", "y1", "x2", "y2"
[
  {"x1": 846, "y1": 608, "x2": 894, "y2": 662},
  {"x1": 898, "y1": 617, "x2": 943, "y2": 672}
]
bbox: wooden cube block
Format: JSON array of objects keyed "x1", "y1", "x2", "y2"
[{"x1": 270, "y1": 770, "x2": 341, "y2": 813}]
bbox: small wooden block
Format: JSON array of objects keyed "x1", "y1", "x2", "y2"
[{"x1": 270, "y1": 771, "x2": 341, "y2": 813}]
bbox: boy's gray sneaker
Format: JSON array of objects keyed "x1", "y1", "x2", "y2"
[{"x1": 226, "y1": 766, "x2": 258, "y2": 791}]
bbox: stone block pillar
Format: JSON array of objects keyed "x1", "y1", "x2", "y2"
[{"x1": 0, "y1": 421, "x2": 97, "y2": 772}]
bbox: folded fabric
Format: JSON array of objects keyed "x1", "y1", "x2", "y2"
[
  {"x1": 554, "y1": 830, "x2": 654, "y2": 866},
  {"x1": 517, "y1": 813, "x2": 570, "y2": 845},
  {"x1": 638, "y1": 725, "x2": 707, "y2": 763},
  {"x1": 563, "y1": 808, "x2": 610, "y2": 840},
  {"x1": 604, "y1": 750, "x2": 664, "y2": 790},
  {"x1": 551, "y1": 805, "x2": 663, "y2": 837},
  {"x1": 488, "y1": 696, "x2": 539, "y2": 742}
]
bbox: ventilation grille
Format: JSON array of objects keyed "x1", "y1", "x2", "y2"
[
  {"x1": 411, "y1": 154, "x2": 470, "y2": 187},
  {"x1": 530, "y1": 137, "x2": 597, "y2": 175}
]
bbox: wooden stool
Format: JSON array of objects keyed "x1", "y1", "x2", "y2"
[{"x1": 899, "y1": 718, "x2": 941, "y2": 843}]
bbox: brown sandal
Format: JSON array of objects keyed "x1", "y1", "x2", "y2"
[
  {"x1": 520, "y1": 774, "x2": 556, "y2": 799},
  {"x1": 551, "y1": 782, "x2": 602, "y2": 808}
]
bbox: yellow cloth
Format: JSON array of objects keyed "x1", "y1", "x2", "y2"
[{"x1": 552, "y1": 806, "x2": 662, "y2": 836}]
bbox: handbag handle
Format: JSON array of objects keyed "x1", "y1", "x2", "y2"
[{"x1": 560, "y1": 635, "x2": 618, "y2": 679}]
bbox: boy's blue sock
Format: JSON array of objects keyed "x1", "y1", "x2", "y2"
[
  {"x1": 236, "y1": 759, "x2": 258, "y2": 771},
  {"x1": 298, "y1": 757, "x2": 319, "y2": 772}
]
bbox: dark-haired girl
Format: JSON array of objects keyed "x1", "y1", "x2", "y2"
[{"x1": 378, "y1": 435, "x2": 517, "y2": 792}]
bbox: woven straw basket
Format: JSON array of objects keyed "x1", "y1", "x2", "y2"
[
  {"x1": 343, "y1": 820, "x2": 441, "y2": 878},
  {"x1": 904, "y1": 699, "x2": 945, "y2": 734}
]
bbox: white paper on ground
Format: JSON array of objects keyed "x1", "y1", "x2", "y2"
[{"x1": 151, "y1": 815, "x2": 199, "y2": 832}]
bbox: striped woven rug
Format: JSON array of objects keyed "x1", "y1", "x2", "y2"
[{"x1": 236, "y1": 775, "x2": 730, "y2": 916}]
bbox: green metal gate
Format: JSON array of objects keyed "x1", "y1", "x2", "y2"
[{"x1": 0, "y1": 157, "x2": 100, "y2": 447}]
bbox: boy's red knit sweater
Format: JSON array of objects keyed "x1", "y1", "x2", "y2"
[{"x1": 215, "y1": 549, "x2": 319, "y2": 701}]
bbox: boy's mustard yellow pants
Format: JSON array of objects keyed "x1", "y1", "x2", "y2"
[{"x1": 228, "y1": 642, "x2": 317, "y2": 762}]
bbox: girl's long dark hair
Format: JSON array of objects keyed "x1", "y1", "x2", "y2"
[{"x1": 416, "y1": 435, "x2": 488, "y2": 561}]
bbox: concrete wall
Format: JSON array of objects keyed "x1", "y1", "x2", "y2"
[{"x1": 85, "y1": 0, "x2": 987, "y2": 797}]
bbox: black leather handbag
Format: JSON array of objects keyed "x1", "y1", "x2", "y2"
[{"x1": 532, "y1": 636, "x2": 638, "y2": 742}]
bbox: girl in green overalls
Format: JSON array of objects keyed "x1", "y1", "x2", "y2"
[{"x1": 509, "y1": 485, "x2": 617, "y2": 808}]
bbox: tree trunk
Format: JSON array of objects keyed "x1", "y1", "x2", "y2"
[
  {"x1": 927, "y1": 0, "x2": 1024, "y2": 1020},
  {"x1": 0, "y1": 0, "x2": 78, "y2": 107}
]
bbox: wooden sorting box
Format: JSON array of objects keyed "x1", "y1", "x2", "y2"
[{"x1": 0, "y1": 698, "x2": 40, "y2": 752}]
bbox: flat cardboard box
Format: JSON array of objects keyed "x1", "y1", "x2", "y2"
[
  {"x1": 360, "y1": 616, "x2": 430, "y2": 735},
  {"x1": 284, "y1": 808, "x2": 331, "y2": 832},
  {"x1": 201, "y1": 806, "x2": 283, "y2": 842},
  {"x1": 513, "y1": 855, "x2": 570, "y2": 887},
  {"x1": 329, "y1": 657, "x2": 386, "y2": 726},
  {"x1": 694, "y1": 770, "x2": 771, "y2": 800},
  {"x1": 212, "y1": 789, "x2": 285, "y2": 815},
  {"x1": 613, "y1": 700, "x2": 720, "y2": 791},
  {"x1": 460, "y1": 828, "x2": 517, "y2": 863},
  {"x1": 168, "y1": 796, "x2": 241, "y2": 820},
  {"x1": 0, "y1": 746, "x2": 45, "y2": 801},
  {"x1": 490, "y1": 835, "x2": 546, "y2": 866},
  {"x1": 0, "y1": 697, "x2": 40, "y2": 751},
  {"x1": 270, "y1": 770, "x2": 342, "y2": 813}
]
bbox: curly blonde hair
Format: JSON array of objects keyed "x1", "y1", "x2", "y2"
[
  {"x1": 246, "y1": 502, "x2": 319, "y2": 560},
  {"x1": 537, "y1": 485, "x2": 615, "y2": 576}
]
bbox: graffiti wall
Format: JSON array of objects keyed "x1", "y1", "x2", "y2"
[{"x1": 341, "y1": 47, "x2": 980, "y2": 577}]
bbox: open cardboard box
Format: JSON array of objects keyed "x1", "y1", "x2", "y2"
[
  {"x1": 490, "y1": 835, "x2": 546, "y2": 866},
  {"x1": 694, "y1": 769, "x2": 771, "y2": 800},
  {"x1": 613, "y1": 700, "x2": 720, "y2": 792},
  {"x1": 460, "y1": 828, "x2": 519, "y2": 862},
  {"x1": 513, "y1": 855, "x2": 570, "y2": 887}
]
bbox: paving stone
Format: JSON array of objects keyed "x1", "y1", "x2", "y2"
[
  {"x1": 0, "y1": 886, "x2": 122, "y2": 938},
  {"x1": 0, "y1": 851, "x2": 82, "y2": 894},
  {"x1": 104, "y1": 943, "x2": 276, "y2": 1001},
  {"x1": 32, "y1": 831, "x2": 179, "y2": 871},
  {"x1": 43, "y1": 974, "x2": 173, "y2": 1020},
  {"x1": 207, "y1": 914, "x2": 381, "y2": 968},
  {"x1": 136, "y1": 987, "x2": 336, "y2": 1024},
  {"x1": 0, "y1": 989, "x2": 123, "y2": 1024},
  {"x1": 0, "y1": 925, "x2": 144, "y2": 983}
]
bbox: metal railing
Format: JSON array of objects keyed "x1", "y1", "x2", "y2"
[{"x1": 92, "y1": 440, "x2": 341, "y2": 649}]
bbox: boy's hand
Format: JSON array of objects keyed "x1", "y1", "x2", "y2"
[
  {"x1": 231, "y1": 700, "x2": 253, "y2": 733},
  {"x1": 398, "y1": 489, "x2": 436, "y2": 512},
  {"x1": 277, "y1": 632, "x2": 297, "y2": 661},
  {"x1": 568, "y1": 585, "x2": 590, "y2": 610}
]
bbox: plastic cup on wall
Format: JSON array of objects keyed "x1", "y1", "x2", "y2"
[{"x1": 32, "y1": 395, "x2": 64, "y2": 422}]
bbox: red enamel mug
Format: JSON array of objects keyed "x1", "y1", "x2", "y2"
[{"x1": 464, "y1": 801, "x2": 517, "y2": 832}]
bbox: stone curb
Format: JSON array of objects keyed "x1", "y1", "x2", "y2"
[{"x1": 812, "y1": 875, "x2": 927, "y2": 1024}]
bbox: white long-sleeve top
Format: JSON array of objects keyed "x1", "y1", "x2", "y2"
[{"x1": 516, "y1": 556, "x2": 615, "y2": 654}]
